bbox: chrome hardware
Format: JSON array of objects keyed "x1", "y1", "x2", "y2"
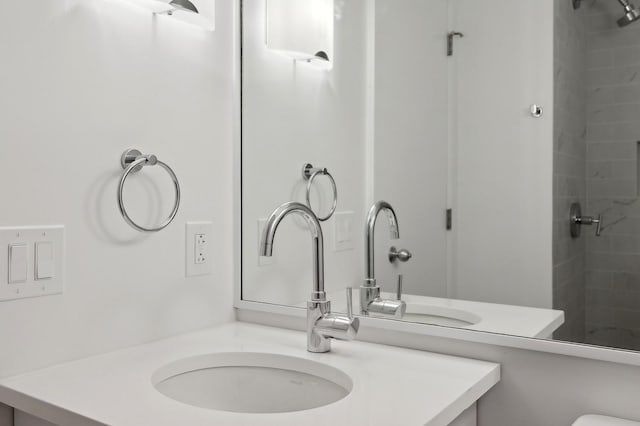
[
  {"x1": 117, "y1": 148, "x2": 181, "y2": 233},
  {"x1": 570, "y1": 202, "x2": 603, "y2": 238},
  {"x1": 389, "y1": 246, "x2": 413, "y2": 263},
  {"x1": 301, "y1": 163, "x2": 338, "y2": 222},
  {"x1": 530, "y1": 104, "x2": 543, "y2": 118},
  {"x1": 396, "y1": 274, "x2": 403, "y2": 301},
  {"x1": 447, "y1": 31, "x2": 464, "y2": 56},
  {"x1": 360, "y1": 201, "x2": 407, "y2": 319},
  {"x1": 346, "y1": 287, "x2": 353, "y2": 319},
  {"x1": 158, "y1": 0, "x2": 199, "y2": 15},
  {"x1": 260, "y1": 202, "x2": 359, "y2": 353}
]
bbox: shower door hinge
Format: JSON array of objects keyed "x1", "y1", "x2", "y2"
[
  {"x1": 447, "y1": 31, "x2": 464, "y2": 56},
  {"x1": 446, "y1": 208, "x2": 453, "y2": 230}
]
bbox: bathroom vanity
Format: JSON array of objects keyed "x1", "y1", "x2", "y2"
[{"x1": 0, "y1": 323, "x2": 499, "y2": 426}]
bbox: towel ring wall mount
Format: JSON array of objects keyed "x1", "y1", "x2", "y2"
[
  {"x1": 118, "y1": 148, "x2": 181, "y2": 233},
  {"x1": 301, "y1": 163, "x2": 338, "y2": 222}
]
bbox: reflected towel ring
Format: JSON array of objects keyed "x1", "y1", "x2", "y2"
[
  {"x1": 118, "y1": 148, "x2": 181, "y2": 233},
  {"x1": 302, "y1": 163, "x2": 338, "y2": 222}
]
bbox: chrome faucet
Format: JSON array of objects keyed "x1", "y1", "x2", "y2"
[
  {"x1": 260, "y1": 201, "x2": 359, "y2": 353},
  {"x1": 360, "y1": 201, "x2": 407, "y2": 318}
]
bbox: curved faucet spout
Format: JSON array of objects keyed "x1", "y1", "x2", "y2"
[
  {"x1": 260, "y1": 201, "x2": 358, "y2": 352},
  {"x1": 365, "y1": 201, "x2": 400, "y2": 282},
  {"x1": 260, "y1": 201, "x2": 325, "y2": 301}
]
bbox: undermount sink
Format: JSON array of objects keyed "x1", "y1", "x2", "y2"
[
  {"x1": 152, "y1": 352, "x2": 352, "y2": 413},
  {"x1": 402, "y1": 304, "x2": 482, "y2": 327}
]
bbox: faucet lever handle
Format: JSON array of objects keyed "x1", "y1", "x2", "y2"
[
  {"x1": 346, "y1": 287, "x2": 353, "y2": 319},
  {"x1": 596, "y1": 214, "x2": 603, "y2": 237},
  {"x1": 396, "y1": 274, "x2": 403, "y2": 301}
]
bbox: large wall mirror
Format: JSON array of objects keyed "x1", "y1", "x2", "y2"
[{"x1": 241, "y1": 0, "x2": 640, "y2": 352}]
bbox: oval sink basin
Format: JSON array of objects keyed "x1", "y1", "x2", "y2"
[
  {"x1": 152, "y1": 352, "x2": 352, "y2": 413},
  {"x1": 402, "y1": 304, "x2": 481, "y2": 327}
]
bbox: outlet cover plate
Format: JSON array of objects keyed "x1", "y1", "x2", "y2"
[{"x1": 186, "y1": 221, "x2": 213, "y2": 277}]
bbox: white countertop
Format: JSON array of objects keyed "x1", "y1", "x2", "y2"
[
  {"x1": 0, "y1": 322, "x2": 500, "y2": 426},
  {"x1": 573, "y1": 416, "x2": 640, "y2": 426},
  {"x1": 324, "y1": 289, "x2": 564, "y2": 338}
]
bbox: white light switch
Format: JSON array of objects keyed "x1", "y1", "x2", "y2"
[
  {"x1": 0, "y1": 226, "x2": 64, "y2": 302},
  {"x1": 35, "y1": 242, "x2": 55, "y2": 280},
  {"x1": 8, "y1": 244, "x2": 28, "y2": 283}
]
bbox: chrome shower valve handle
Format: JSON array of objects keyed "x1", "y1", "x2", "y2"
[
  {"x1": 576, "y1": 215, "x2": 603, "y2": 237},
  {"x1": 570, "y1": 203, "x2": 603, "y2": 238}
]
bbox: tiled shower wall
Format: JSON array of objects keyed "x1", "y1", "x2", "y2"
[
  {"x1": 553, "y1": 0, "x2": 587, "y2": 343},
  {"x1": 584, "y1": 1, "x2": 640, "y2": 349}
]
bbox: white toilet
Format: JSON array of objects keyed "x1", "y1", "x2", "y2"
[{"x1": 573, "y1": 415, "x2": 640, "y2": 426}]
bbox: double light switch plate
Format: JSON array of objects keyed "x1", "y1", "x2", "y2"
[{"x1": 0, "y1": 226, "x2": 65, "y2": 302}]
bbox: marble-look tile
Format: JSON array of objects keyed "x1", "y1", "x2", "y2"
[
  {"x1": 587, "y1": 178, "x2": 635, "y2": 197},
  {"x1": 586, "y1": 270, "x2": 614, "y2": 289},
  {"x1": 611, "y1": 234, "x2": 640, "y2": 253},
  {"x1": 587, "y1": 142, "x2": 635, "y2": 160},
  {"x1": 553, "y1": 2, "x2": 589, "y2": 346},
  {"x1": 613, "y1": 272, "x2": 640, "y2": 292},
  {"x1": 587, "y1": 49, "x2": 613, "y2": 69},
  {"x1": 587, "y1": 103, "x2": 640, "y2": 124}
]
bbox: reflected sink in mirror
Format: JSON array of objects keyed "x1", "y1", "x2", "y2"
[
  {"x1": 318, "y1": 289, "x2": 564, "y2": 339},
  {"x1": 152, "y1": 353, "x2": 352, "y2": 413},
  {"x1": 402, "y1": 304, "x2": 481, "y2": 327}
]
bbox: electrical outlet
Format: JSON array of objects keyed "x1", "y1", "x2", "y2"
[
  {"x1": 195, "y1": 234, "x2": 207, "y2": 264},
  {"x1": 186, "y1": 222, "x2": 213, "y2": 277}
]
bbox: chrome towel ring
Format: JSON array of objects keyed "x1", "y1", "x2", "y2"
[
  {"x1": 302, "y1": 163, "x2": 338, "y2": 222},
  {"x1": 118, "y1": 148, "x2": 181, "y2": 233}
]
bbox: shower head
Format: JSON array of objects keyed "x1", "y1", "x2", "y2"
[
  {"x1": 168, "y1": 0, "x2": 199, "y2": 14},
  {"x1": 617, "y1": 0, "x2": 640, "y2": 27}
]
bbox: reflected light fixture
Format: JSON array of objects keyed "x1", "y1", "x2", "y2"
[
  {"x1": 162, "y1": 0, "x2": 199, "y2": 15},
  {"x1": 120, "y1": 0, "x2": 214, "y2": 30},
  {"x1": 266, "y1": 0, "x2": 334, "y2": 68}
]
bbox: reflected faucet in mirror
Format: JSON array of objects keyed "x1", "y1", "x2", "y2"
[
  {"x1": 260, "y1": 201, "x2": 359, "y2": 353},
  {"x1": 360, "y1": 201, "x2": 407, "y2": 319}
]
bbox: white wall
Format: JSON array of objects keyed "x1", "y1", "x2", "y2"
[
  {"x1": 451, "y1": 0, "x2": 554, "y2": 308},
  {"x1": 0, "y1": 0, "x2": 235, "y2": 378},
  {"x1": 372, "y1": 0, "x2": 450, "y2": 298},
  {"x1": 241, "y1": 0, "x2": 367, "y2": 306},
  {"x1": 371, "y1": 0, "x2": 556, "y2": 308}
]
